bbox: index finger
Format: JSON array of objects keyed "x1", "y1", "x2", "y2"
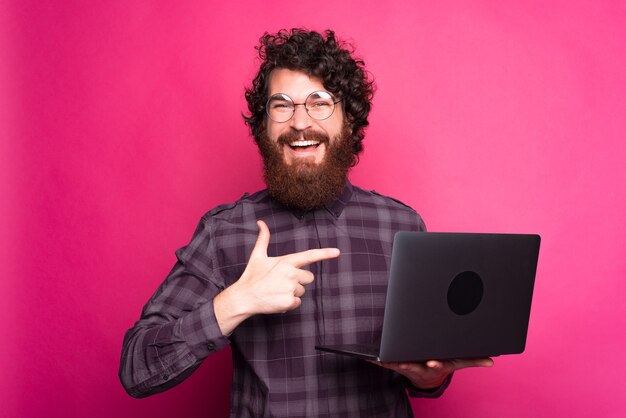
[{"x1": 281, "y1": 248, "x2": 341, "y2": 268}]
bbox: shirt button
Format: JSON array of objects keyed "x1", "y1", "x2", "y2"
[
  {"x1": 207, "y1": 343, "x2": 216, "y2": 351},
  {"x1": 162, "y1": 375, "x2": 169, "y2": 381}
]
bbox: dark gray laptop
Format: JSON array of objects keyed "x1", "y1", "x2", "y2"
[{"x1": 315, "y1": 232, "x2": 540, "y2": 362}]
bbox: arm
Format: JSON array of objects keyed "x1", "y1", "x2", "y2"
[
  {"x1": 119, "y1": 219, "x2": 340, "y2": 397},
  {"x1": 118, "y1": 218, "x2": 230, "y2": 398}
]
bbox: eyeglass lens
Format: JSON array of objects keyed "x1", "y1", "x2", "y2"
[{"x1": 267, "y1": 91, "x2": 337, "y2": 122}]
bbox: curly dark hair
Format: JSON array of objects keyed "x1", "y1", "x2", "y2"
[{"x1": 243, "y1": 28, "x2": 375, "y2": 159}]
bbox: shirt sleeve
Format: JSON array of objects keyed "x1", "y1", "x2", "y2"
[
  {"x1": 118, "y1": 216, "x2": 231, "y2": 398},
  {"x1": 416, "y1": 212, "x2": 427, "y2": 232}
]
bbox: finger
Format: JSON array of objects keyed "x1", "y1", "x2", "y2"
[
  {"x1": 282, "y1": 248, "x2": 340, "y2": 268},
  {"x1": 457, "y1": 358, "x2": 493, "y2": 369},
  {"x1": 448, "y1": 357, "x2": 494, "y2": 371},
  {"x1": 476, "y1": 358, "x2": 494, "y2": 367},
  {"x1": 294, "y1": 284, "x2": 306, "y2": 297},
  {"x1": 296, "y1": 270, "x2": 315, "y2": 286},
  {"x1": 426, "y1": 360, "x2": 443, "y2": 369},
  {"x1": 250, "y1": 220, "x2": 270, "y2": 259},
  {"x1": 289, "y1": 297, "x2": 302, "y2": 311}
]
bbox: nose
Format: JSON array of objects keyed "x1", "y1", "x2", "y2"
[{"x1": 289, "y1": 103, "x2": 313, "y2": 131}]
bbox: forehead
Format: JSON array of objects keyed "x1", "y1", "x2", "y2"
[{"x1": 267, "y1": 68, "x2": 326, "y2": 100}]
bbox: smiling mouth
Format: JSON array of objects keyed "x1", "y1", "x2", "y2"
[{"x1": 288, "y1": 140, "x2": 321, "y2": 151}]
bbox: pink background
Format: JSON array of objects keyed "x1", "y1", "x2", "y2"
[{"x1": 2, "y1": 1, "x2": 625, "y2": 417}]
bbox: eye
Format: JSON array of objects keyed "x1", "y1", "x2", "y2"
[
  {"x1": 270, "y1": 101, "x2": 293, "y2": 110},
  {"x1": 309, "y1": 101, "x2": 331, "y2": 108}
]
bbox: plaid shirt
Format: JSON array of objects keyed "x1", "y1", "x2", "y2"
[{"x1": 119, "y1": 182, "x2": 449, "y2": 417}]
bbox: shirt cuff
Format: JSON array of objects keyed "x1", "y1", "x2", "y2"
[{"x1": 179, "y1": 297, "x2": 230, "y2": 359}]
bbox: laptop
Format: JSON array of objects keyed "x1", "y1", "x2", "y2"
[{"x1": 315, "y1": 232, "x2": 541, "y2": 362}]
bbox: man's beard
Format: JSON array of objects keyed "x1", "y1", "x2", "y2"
[{"x1": 257, "y1": 125, "x2": 356, "y2": 211}]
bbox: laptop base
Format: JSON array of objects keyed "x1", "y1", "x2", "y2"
[{"x1": 315, "y1": 344, "x2": 381, "y2": 361}]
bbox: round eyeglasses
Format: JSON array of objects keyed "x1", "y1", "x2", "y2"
[{"x1": 266, "y1": 91, "x2": 341, "y2": 123}]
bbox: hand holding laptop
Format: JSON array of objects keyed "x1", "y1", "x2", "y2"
[
  {"x1": 369, "y1": 357, "x2": 494, "y2": 390},
  {"x1": 316, "y1": 232, "x2": 540, "y2": 384}
]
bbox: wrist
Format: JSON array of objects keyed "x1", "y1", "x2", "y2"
[
  {"x1": 214, "y1": 283, "x2": 253, "y2": 335},
  {"x1": 409, "y1": 374, "x2": 448, "y2": 391},
  {"x1": 412, "y1": 380, "x2": 444, "y2": 391}
]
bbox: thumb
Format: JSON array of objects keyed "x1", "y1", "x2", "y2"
[{"x1": 250, "y1": 220, "x2": 270, "y2": 259}]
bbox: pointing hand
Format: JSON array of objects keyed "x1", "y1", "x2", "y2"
[
  {"x1": 214, "y1": 220, "x2": 341, "y2": 334},
  {"x1": 238, "y1": 220, "x2": 341, "y2": 314}
]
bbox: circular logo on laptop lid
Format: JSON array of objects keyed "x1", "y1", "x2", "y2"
[{"x1": 447, "y1": 271, "x2": 484, "y2": 315}]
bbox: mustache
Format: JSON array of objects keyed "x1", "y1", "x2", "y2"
[{"x1": 277, "y1": 130, "x2": 330, "y2": 147}]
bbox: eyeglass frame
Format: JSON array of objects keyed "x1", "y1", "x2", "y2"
[{"x1": 265, "y1": 90, "x2": 342, "y2": 123}]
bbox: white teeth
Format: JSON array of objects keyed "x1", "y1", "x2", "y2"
[{"x1": 289, "y1": 140, "x2": 320, "y2": 147}]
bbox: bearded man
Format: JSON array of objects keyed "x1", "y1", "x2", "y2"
[{"x1": 119, "y1": 29, "x2": 492, "y2": 417}]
